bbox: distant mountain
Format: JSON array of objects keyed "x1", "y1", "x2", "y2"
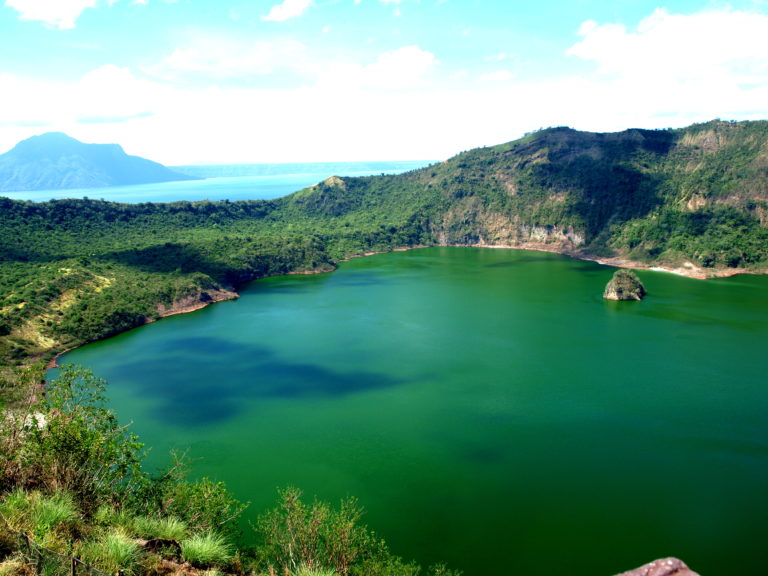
[{"x1": 0, "y1": 132, "x2": 199, "y2": 192}]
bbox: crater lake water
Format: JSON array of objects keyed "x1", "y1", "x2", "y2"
[{"x1": 58, "y1": 247, "x2": 768, "y2": 576}]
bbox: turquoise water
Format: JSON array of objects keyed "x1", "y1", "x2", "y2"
[
  {"x1": 60, "y1": 248, "x2": 768, "y2": 576},
  {"x1": 2, "y1": 161, "x2": 431, "y2": 203}
]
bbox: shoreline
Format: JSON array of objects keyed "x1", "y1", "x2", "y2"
[
  {"x1": 46, "y1": 289, "x2": 240, "y2": 370},
  {"x1": 464, "y1": 242, "x2": 764, "y2": 279},
  {"x1": 43, "y1": 243, "x2": 763, "y2": 370},
  {"x1": 339, "y1": 242, "x2": 765, "y2": 279}
]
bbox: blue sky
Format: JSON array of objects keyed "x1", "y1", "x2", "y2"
[{"x1": 1, "y1": 0, "x2": 767, "y2": 164}]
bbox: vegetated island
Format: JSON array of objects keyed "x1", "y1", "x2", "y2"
[
  {"x1": 603, "y1": 269, "x2": 646, "y2": 301},
  {"x1": 2, "y1": 119, "x2": 768, "y2": 367}
]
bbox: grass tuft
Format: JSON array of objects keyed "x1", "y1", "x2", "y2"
[
  {"x1": 180, "y1": 532, "x2": 232, "y2": 568},
  {"x1": 291, "y1": 565, "x2": 337, "y2": 576},
  {"x1": 131, "y1": 515, "x2": 188, "y2": 541},
  {"x1": 78, "y1": 529, "x2": 139, "y2": 576},
  {"x1": 0, "y1": 489, "x2": 79, "y2": 548}
]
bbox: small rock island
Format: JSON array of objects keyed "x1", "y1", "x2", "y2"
[{"x1": 603, "y1": 269, "x2": 646, "y2": 301}]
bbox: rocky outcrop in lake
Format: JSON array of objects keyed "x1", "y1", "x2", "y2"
[{"x1": 603, "y1": 269, "x2": 646, "y2": 301}]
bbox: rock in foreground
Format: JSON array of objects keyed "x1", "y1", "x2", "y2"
[
  {"x1": 615, "y1": 557, "x2": 700, "y2": 576},
  {"x1": 604, "y1": 269, "x2": 646, "y2": 301}
]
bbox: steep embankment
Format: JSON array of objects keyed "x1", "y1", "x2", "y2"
[{"x1": 1, "y1": 120, "x2": 767, "y2": 366}]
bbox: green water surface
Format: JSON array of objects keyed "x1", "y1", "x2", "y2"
[{"x1": 61, "y1": 248, "x2": 768, "y2": 576}]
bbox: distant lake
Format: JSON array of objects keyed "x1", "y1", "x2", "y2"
[
  {"x1": 2, "y1": 161, "x2": 432, "y2": 203},
  {"x1": 58, "y1": 247, "x2": 768, "y2": 576}
]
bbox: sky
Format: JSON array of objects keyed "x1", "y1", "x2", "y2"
[{"x1": 1, "y1": 0, "x2": 767, "y2": 164}]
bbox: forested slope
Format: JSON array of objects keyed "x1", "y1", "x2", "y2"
[
  {"x1": 1, "y1": 119, "x2": 767, "y2": 366},
  {"x1": 280, "y1": 119, "x2": 768, "y2": 268}
]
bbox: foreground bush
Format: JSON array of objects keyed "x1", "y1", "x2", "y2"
[
  {"x1": 253, "y1": 487, "x2": 459, "y2": 576},
  {"x1": 0, "y1": 366, "x2": 143, "y2": 513}
]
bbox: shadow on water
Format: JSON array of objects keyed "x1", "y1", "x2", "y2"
[
  {"x1": 252, "y1": 271, "x2": 392, "y2": 294},
  {"x1": 114, "y1": 336, "x2": 406, "y2": 428},
  {"x1": 483, "y1": 255, "x2": 557, "y2": 268}
]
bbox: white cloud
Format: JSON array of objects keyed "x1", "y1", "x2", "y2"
[
  {"x1": 485, "y1": 52, "x2": 509, "y2": 62},
  {"x1": 360, "y1": 45, "x2": 436, "y2": 89},
  {"x1": 148, "y1": 36, "x2": 436, "y2": 95},
  {"x1": 564, "y1": 7, "x2": 768, "y2": 129},
  {"x1": 568, "y1": 8, "x2": 768, "y2": 84},
  {"x1": 4, "y1": 0, "x2": 146, "y2": 29},
  {"x1": 480, "y1": 70, "x2": 513, "y2": 83},
  {"x1": 145, "y1": 37, "x2": 314, "y2": 86},
  {"x1": 4, "y1": 0, "x2": 97, "y2": 29},
  {"x1": 262, "y1": 0, "x2": 312, "y2": 22}
]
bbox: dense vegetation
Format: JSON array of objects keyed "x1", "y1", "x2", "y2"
[{"x1": 0, "y1": 366, "x2": 458, "y2": 576}]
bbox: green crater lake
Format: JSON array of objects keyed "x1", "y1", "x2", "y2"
[{"x1": 59, "y1": 247, "x2": 768, "y2": 576}]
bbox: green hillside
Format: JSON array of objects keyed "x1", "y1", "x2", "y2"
[
  {"x1": 278, "y1": 119, "x2": 768, "y2": 270},
  {"x1": 1, "y1": 120, "x2": 767, "y2": 366}
]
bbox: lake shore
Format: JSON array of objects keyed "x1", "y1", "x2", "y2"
[
  {"x1": 467, "y1": 242, "x2": 765, "y2": 279},
  {"x1": 46, "y1": 288, "x2": 239, "y2": 369},
  {"x1": 44, "y1": 243, "x2": 762, "y2": 370}
]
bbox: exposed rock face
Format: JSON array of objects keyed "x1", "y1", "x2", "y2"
[
  {"x1": 603, "y1": 269, "x2": 646, "y2": 301},
  {"x1": 156, "y1": 288, "x2": 239, "y2": 318},
  {"x1": 615, "y1": 557, "x2": 700, "y2": 576}
]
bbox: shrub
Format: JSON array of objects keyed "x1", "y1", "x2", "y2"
[
  {"x1": 136, "y1": 454, "x2": 247, "y2": 539},
  {"x1": 254, "y1": 487, "x2": 420, "y2": 576},
  {"x1": 12, "y1": 366, "x2": 144, "y2": 512}
]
